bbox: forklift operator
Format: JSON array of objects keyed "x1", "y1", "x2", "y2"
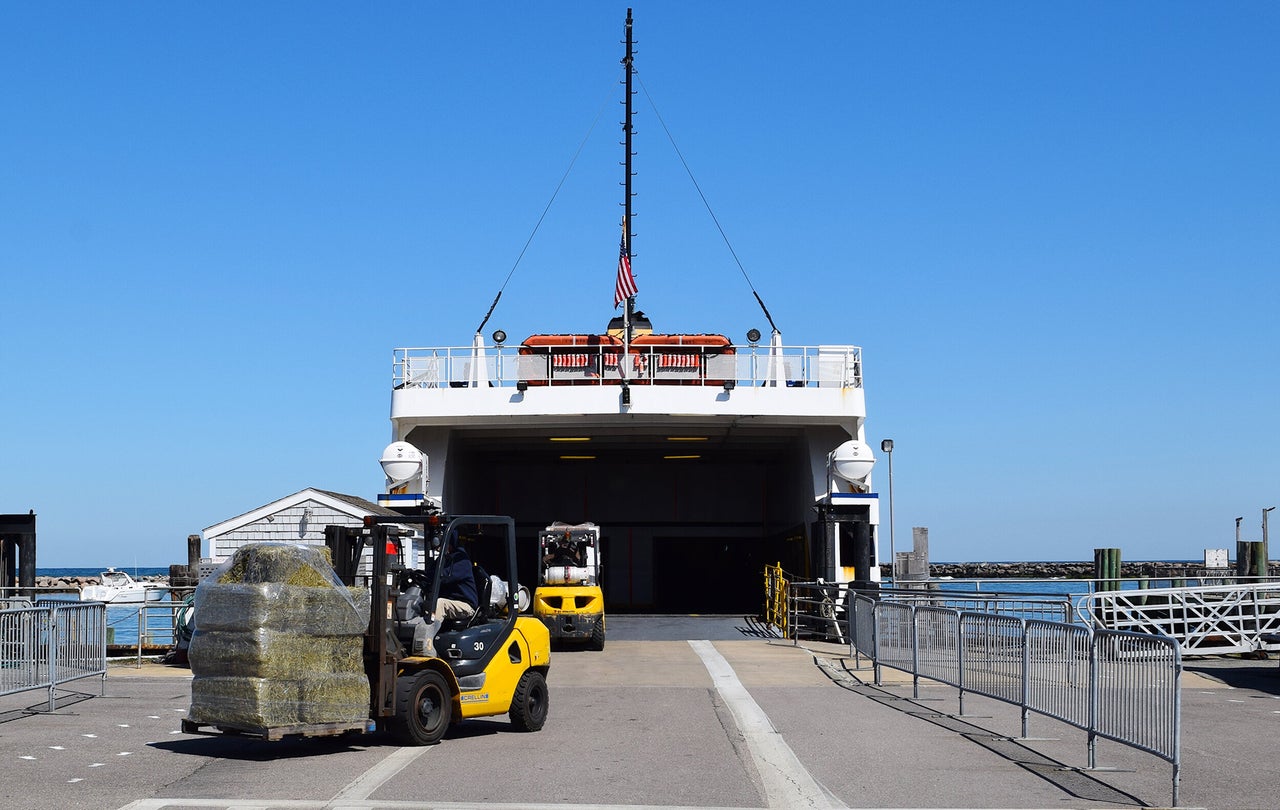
[
  {"x1": 544, "y1": 534, "x2": 583, "y2": 568},
  {"x1": 434, "y1": 545, "x2": 478, "y2": 622}
]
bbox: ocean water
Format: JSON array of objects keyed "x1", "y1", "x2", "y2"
[
  {"x1": 37, "y1": 567, "x2": 170, "y2": 579},
  {"x1": 34, "y1": 567, "x2": 180, "y2": 649}
]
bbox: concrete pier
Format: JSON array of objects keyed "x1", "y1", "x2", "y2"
[{"x1": 2, "y1": 615, "x2": 1276, "y2": 809}]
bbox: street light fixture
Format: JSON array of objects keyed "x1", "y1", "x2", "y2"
[
  {"x1": 881, "y1": 439, "x2": 895, "y2": 585},
  {"x1": 1265, "y1": 507, "x2": 1276, "y2": 579}
]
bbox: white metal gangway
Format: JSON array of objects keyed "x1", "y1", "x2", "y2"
[{"x1": 1076, "y1": 581, "x2": 1280, "y2": 655}]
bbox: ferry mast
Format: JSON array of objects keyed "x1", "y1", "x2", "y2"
[{"x1": 622, "y1": 8, "x2": 636, "y2": 378}]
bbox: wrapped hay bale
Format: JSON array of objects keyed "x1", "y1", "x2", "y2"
[
  {"x1": 188, "y1": 673, "x2": 370, "y2": 728},
  {"x1": 188, "y1": 629, "x2": 364, "y2": 679},
  {"x1": 187, "y1": 542, "x2": 371, "y2": 730},
  {"x1": 195, "y1": 582, "x2": 370, "y2": 635}
]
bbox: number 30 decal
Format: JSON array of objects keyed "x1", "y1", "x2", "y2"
[{"x1": 473, "y1": 641, "x2": 485, "y2": 651}]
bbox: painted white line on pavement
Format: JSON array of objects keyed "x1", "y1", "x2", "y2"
[
  {"x1": 689, "y1": 639, "x2": 845, "y2": 809},
  {"x1": 328, "y1": 745, "x2": 432, "y2": 803}
]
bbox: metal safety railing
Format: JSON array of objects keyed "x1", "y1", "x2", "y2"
[
  {"x1": 762, "y1": 563, "x2": 789, "y2": 637},
  {"x1": 1076, "y1": 581, "x2": 1280, "y2": 655},
  {"x1": 782, "y1": 581, "x2": 1073, "y2": 648},
  {"x1": 394, "y1": 343, "x2": 863, "y2": 390},
  {"x1": 847, "y1": 595, "x2": 1182, "y2": 807},
  {"x1": 1, "y1": 602, "x2": 106, "y2": 709}
]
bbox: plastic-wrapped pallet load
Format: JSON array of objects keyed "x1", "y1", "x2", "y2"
[{"x1": 187, "y1": 543, "x2": 371, "y2": 730}]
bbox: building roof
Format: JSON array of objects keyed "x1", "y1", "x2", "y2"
[{"x1": 203, "y1": 487, "x2": 405, "y2": 539}]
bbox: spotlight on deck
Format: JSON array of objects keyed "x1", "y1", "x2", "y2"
[
  {"x1": 492, "y1": 329, "x2": 507, "y2": 345},
  {"x1": 746, "y1": 328, "x2": 761, "y2": 346}
]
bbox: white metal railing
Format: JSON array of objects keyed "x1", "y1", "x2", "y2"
[
  {"x1": 393, "y1": 343, "x2": 863, "y2": 390},
  {"x1": 845, "y1": 596, "x2": 1182, "y2": 807},
  {"x1": 1, "y1": 602, "x2": 106, "y2": 709},
  {"x1": 1075, "y1": 581, "x2": 1280, "y2": 655}
]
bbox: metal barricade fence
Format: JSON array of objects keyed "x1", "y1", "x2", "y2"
[
  {"x1": 855, "y1": 599, "x2": 1181, "y2": 807},
  {"x1": 1093, "y1": 629, "x2": 1181, "y2": 770},
  {"x1": 873, "y1": 601, "x2": 914, "y2": 677},
  {"x1": 851, "y1": 594, "x2": 876, "y2": 664},
  {"x1": 50, "y1": 602, "x2": 107, "y2": 688},
  {"x1": 1, "y1": 602, "x2": 106, "y2": 710},
  {"x1": 1, "y1": 607, "x2": 51, "y2": 700},
  {"x1": 914, "y1": 606, "x2": 961, "y2": 690},
  {"x1": 1024, "y1": 619, "x2": 1091, "y2": 733},
  {"x1": 959, "y1": 612, "x2": 1025, "y2": 707}
]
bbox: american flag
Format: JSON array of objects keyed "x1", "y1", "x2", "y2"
[{"x1": 614, "y1": 222, "x2": 637, "y2": 307}]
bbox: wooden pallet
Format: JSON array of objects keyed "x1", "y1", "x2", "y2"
[{"x1": 180, "y1": 718, "x2": 370, "y2": 741}]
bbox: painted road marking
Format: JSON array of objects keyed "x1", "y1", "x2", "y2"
[
  {"x1": 689, "y1": 639, "x2": 845, "y2": 809},
  {"x1": 328, "y1": 745, "x2": 432, "y2": 803}
]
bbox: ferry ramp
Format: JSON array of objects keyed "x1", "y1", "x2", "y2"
[{"x1": 2, "y1": 616, "x2": 1277, "y2": 809}]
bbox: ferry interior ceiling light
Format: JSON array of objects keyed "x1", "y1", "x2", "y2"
[
  {"x1": 549, "y1": 437, "x2": 591, "y2": 442},
  {"x1": 666, "y1": 436, "x2": 708, "y2": 441}
]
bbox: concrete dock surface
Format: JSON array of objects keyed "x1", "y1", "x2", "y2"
[{"x1": 2, "y1": 615, "x2": 1278, "y2": 809}]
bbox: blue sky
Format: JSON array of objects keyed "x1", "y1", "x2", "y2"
[{"x1": 3, "y1": 3, "x2": 1276, "y2": 567}]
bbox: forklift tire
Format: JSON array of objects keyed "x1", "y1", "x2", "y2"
[
  {"x1": 589, "y1": 621, "x2": 605, "y2": 651},
  {"x1": 508, "y1": 669, "x2": 549, "y2": 732},
  {"x1": 391, "y1": 669, "x2": 452, "y2": 745}
]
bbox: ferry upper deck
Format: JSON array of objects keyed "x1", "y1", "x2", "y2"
[{"x1": 386, "y1": 332, "x2": 882, "y2": 614}]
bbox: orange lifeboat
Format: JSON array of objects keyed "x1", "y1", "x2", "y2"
[
  {"x1": 519, "y1": 334, "x2": 626, "y2": 386},
  {"x1": 631, "y1": 334, "x2": 734, "y2": 385}
]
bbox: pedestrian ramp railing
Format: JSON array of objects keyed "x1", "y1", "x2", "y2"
[
  {"x1": 1076, "y1": 581, "x2": 1280, "y2": 655},
  {"x1": 779, "y1": 580, "x2": 1073, "y2": 645},
  {"x1": 1, "y1": 602, "x2": 107, "y2": 710},
  {"x1": 847, "y1": 595, "x2": 1182, "y2": 807}
]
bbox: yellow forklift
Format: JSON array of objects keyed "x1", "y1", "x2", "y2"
[
  {"x1": 331, "y1": 513, "x2": 551, "y2": 744},
  {"x1": 533, "y1": 521, "x2": 605, "y2": 651},
  {"x1": 183, "y1": 511, "x2": 550, "y2": 746}
]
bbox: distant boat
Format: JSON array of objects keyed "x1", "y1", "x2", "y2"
[{"x1": 80, "y1": 568, "x2": 168, "y2": 604}]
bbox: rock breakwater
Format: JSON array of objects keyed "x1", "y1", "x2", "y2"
[{"x1": 905, "y1": 561, "x2": 1242, "y2": 579}]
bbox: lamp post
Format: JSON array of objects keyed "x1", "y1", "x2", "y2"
[
  {"x1": 1265, "y1": 507, "x2": 1276, "y2": 579},
  {"x1": 881, "y1": 439, "x2": 895, "y2": 584}
]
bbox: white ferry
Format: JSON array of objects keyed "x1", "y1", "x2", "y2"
[{"x1": 379, "y1": 11, "x2": 882, "y2": 613}]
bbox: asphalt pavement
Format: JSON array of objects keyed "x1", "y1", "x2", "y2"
[{"x1": 2, "y1": 617, "x2": 1278, "y2": 809}]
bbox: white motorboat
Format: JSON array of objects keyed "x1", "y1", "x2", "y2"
[{"x1": 80, "y1": 568, "x2": 168, "y2": 603}]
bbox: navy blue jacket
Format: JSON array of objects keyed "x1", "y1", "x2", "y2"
[{"x1": 439, "y1": 550, "x2": 478, "y2": 608}]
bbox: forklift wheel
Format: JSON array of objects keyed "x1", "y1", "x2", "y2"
[
  {"x1": 589, "y1": 621, "x2": 605, "y2": 651},
  {"x1": 508, "y1": 669, "x2": 549, "y2": 732},
  {"x1": 391, "y1": 669, "x2": 452, "y2": 745}
]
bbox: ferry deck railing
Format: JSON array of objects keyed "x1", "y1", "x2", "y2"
[
  {"x1": 775, "y1": 581, "x2": 1181, "y2": 807},
  {"x1": 393, "y1": 343, "x2": 862, "y2": 389},
  {"x1": 1, "y1": 602, "x2": 106, "y2": 710},
  {"x1": 1075, "y1": 581, "x2": 1280, "y2": 655}
]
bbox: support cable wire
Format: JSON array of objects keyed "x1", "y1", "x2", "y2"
[
  {"x1": 476, "y1": 74, "x2": 622, "y2": 334},
  {"x1": 635, "y1": 70, "x2": 780, "y2": 335}
]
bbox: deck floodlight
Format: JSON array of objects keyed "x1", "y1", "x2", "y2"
[
  {"x1": 746, "y1": 328, "x2": 761, "y2": 345},
  {"x1": 492, "y1": 329, "x2": 507, "y2": 345},
  {"x1": 516, "y1": 380, "x2": 528, "y2": 392}
]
